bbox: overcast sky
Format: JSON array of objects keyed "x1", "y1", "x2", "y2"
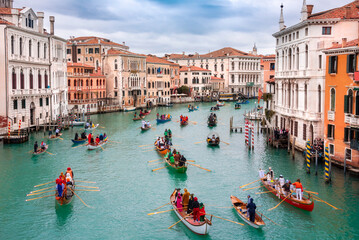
[{"x1": 16, "y1": 0, "x2": 352, "y2": 56}]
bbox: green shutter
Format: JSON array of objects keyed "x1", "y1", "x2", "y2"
[
  {"x1": 328, "y1": 57, "x2": 333, "y2": 74},
  {"x1": 347, "y1": 55, "x2": 351, "y2": 73},
  {"x1": 344, "y1": 95, "x2": 349, "y2": 113}
]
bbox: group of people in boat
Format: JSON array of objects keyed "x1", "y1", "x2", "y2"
[
  {"x1": 208, "y1": 113, "x2": 217, "y2": 123},
  {"x1": 74, "y1": 132, "x2": 87, "y2": 141},
  {"x1": 207, "y1": 134, "x2": 220, "y2": 144},
  {"x1": 141, "y1": 120, "x2": 151, "y2": 129},
  {"x1": 156, "y1": 113, "x2": 171, "y2": 120},
  {"x1": 180, "y1": 115, "x2": 188, "y2": 123},
  {"x1": 165, "y1": 149, "x2": 187, "y2": 167},
  {"x1": 85, "y1": 121, "x2": 96, "y2": 129},
  {"x1": 48, "y1": 128, "x2": 61, "y2": 138},
  {"x1": 273, "y1": 127, "x2": 288, "y2": 140},
  {"x1": 259, "y1": 167, "x2": 305, "y2": 200},
  {"x1": 155, "y1": 137, "x2": 171, "y2": 150},
  {"x1": 55, "y1": 167, "x2": 74, "y2": 204},
  {"x1": 210, "y1": 106, "x2": 220, "y2": 111},
  {"x1": 87, "y1": 132, "x2": 107, "y2": 145},
  {"x1": 174, "y1": 189, "x2": 206, "y2": 222},
  {"x1": 33, "y1": 141, "x2": 47, "y2": 153},
  {"x1": 188, "y1": 104, "x2": 197, "y2": 110}
]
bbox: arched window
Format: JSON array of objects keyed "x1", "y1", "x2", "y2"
[
  {"x1": 103, "y1": 79, "x2": 105, "y2": 85},
  {"x1": 38, "y1": 71, "x2": 42, "y2": 88},
  {"x1": 20, "y1": 69, "x2": 24, "y2": 89},
  {"x1": 330, "y1": 88, "x2": 335, "y2": 111},
  {"x1": 214, "y1": 64, "x2": 217, "y2": 72},
  {"x1": 91, "y1": 79, "x2": 93, "y2": 86},
  {"x1": 28, "y1": 14, "x2": 32, "y2": 28},
  {"x1": 86, "y1": 79, "x2": 89, "y2": 86},
  {"x1": 147, "y1": 68, "x2": 150, "y2": 74},
  {"x1": 318, "y1": 85, "x2": 321, "y2": 113},
  {"x1": 152, "y1": 68, "x2": 155, "y2": 74},
  {"x1": 11, "y1": 36, "x2": 14, "y2": 54},
  {"x1": 288, "y1": 48, "x2": 292, "y2": 70},
  {"x1": 221, "y1": 64, "x2": 224, "y2": 71},
  {"x1": 356, "y1": 91, "x2": 359, "y2": 116},
  {"x1": 68, "y1": 79, "x2": 71, "y2": 87},
  {"x1": 231, "y1": 62, "x2": 235, "y2": 70},
  {"x1": 29, "y1": 40, "x2": 32, "y2": 57},
  {"x1": 206, "y1": 64, "x2": 208, "y2": 70},
  {"x1": 305, "y1": 45, "x2": 308, "y2": 69},
  {"x1": 296, "y1": 47, "x2": 300, "y2": 70},
  {"x1": 115, "y1": 77, "x2": 118, "y2": 88},
  {"x1": 19, "y1": 38, "x2": 23, "y2": 56},
  {"x1": 44, "y1": 43, "x2": 47, "y2": 59},
  {"x1": 96, "y1": 79, "x2": 99, "y2": 86},
  {"x1": 29, "y1": 70, "x2": 33, "y2": 89},
  {"x1": 281, "y1": 50, "x2": 285, "y2": 70},
  {"x1": 12, "y1": 68, "x2": 16, "y2": 89},
  {"x1": 304, "y1": 84, "x2": 307, "y2": 110},
  {"x1": 74, "y1": 80, "x2": 76, "y2": 86},
  {"x1": 37, "y1": 42, "x2": 40, "y2": 58},
  {"x1": 44, "y1": 71, "x2": 48, "y2": 88},
  {"x1": 114, "y1": 59, "x2": 118, "y2": 70}
]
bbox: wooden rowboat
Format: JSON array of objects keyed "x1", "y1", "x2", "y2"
[
  {"x1": 141, "y1": 125, "x2": 152, "y2": 131},
  {"x1": 180, "y1": 120, "x2": 188, "y2": 126},
  {"x1": 71, "y1": 138, "x2": 86, "y2": 144},
  {"x1": 141, "y1": 110, "x2": 151, "y2": 116},
  {"x1": 33, "y1": 145, "x2": 48, "y2": 155},
  {"x1": 124, "y1": 107, "x2": 136, "y2": 112},
  {"x1": 49, "y1": 133, "x2": 62, "y2": 140},
  {"x1": 56, "y1": 182, "x2": 75, "y2": 205},
  {"x1": 216, "y1": 101, "x2": 225, "y2": 107},
  {"x1": 260, "y1": 178, "x2": 314, "y2": 211},
  {"x1": 87, "y1": 138, "x2": 108, "y2": 150},
  {"x1": 207, "y1": 138, "x2": 220, "y2": 146},
  {"x1": 170, "y1": 190, "x2": 212, "y2": 235},
  {"x1": 156, "y1": 117, "x2": 172, "y2": 124},
  {"x1": 133, "y1": 116, "x2": 144, "y2": 121},
  {"x1": 154, "y1": 141, "x2": 169, "y2": 155},
  {"x1": 207, "y1": 119, "x2": 217, "y2": 127},
  {"x1": 164, "y1": 157, "x2": 187, "y2": 173},
  {"x1": 85, "y1": 124, "x2": 99, "y2": 131},
  {"x1": 230, "y1": 195, "x2": 265, "y2": 228}
]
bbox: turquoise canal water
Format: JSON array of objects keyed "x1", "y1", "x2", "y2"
[{"x1": 0, "y1": 101, "x2": 358, "y2": 239}]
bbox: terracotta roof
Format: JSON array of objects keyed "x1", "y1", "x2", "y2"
[
  {"x1": 0, "y1": 8, "x2": 12, "y2": 15},
  {"x1": 211, "y1": 76, "x2": 224, "y2": 81},
  {"x1": 146, "y1": 55, "x2": 174, "y2": 64},
  {"x1": 107, "y1": 48, "x2": 143, "y2": 57},
  {"x1": 0, "y1": 18, "x2": 13, "y2": 25},
  {"x1": 328, "y1": 38, "x2": 359, "y2": 49},
  {"x1": 67, "y1": 62, "x2": 94, "y2": 68},
  {"x1": 308, "y1": 1, "x2": 359, "y2": 20},
  {"x1": 180, "y1": 66, "x2": 210, "y2": 72},
  {"x1": 67, "y1": 36, "x2": 126, "y2": 48},
  {"x1": 261, "y1": 54, "x2": 276, "y2": 59},
  {"x1": 169, "y1": 47, "x2": 255, "y2": 59}
]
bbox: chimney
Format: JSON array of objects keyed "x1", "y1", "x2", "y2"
[
  {"x1": 122, "y1": 41, "x2": 126, "y2": 45},
  {"x1": 342, "y1": 38, "x2": 347, "y2": 48},
  {"x1": 345, "y1": 6, "x2": 352, "y2": 19},
  {"x1": 49, "y1": 16, "x2": 55, "y2": 35},
  {"x1": 307, "y1": 5, "x2": 313, "y2": 17},
  {"x1": 37, "y1": 12, "x2": 44, "y2": 34}
]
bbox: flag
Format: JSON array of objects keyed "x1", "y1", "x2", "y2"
[{"x1": 258, "y1": 89, "x2": 263, "y2": 104}]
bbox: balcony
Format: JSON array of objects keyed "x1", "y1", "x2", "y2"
[
  {"x1": 11, "y1": 88, "x2": 51, "y2": 96},
  {"x1": 328, "y1": 111, "x2": 335, "y2": 121},
  {"x1": 344, "y1": 114, "x2": 359, "y2": 125}
]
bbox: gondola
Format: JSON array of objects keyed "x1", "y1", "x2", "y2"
[
  {"x1": 230, "y1": 195, "x2": 265, "y2": 228},
  {"x1": 141, "y1": 110, "x2": 151, "y2": 116},
  {"x1": 170, "y1": 190, "x2": 212, "y2": 235},
  {"x1": 55, "y1": 181, "x2": 75, "y2": 205},
  {"x1": 141, "y1": 124, "x2": 152, "y2": 131},
  {"x1": 188, "y1": 106, "x2": 199, "y2": 112},
  {"x1": 156, "y1": 116, "x2": 172, "y2": 124},
  {"x1": 70, "y1": 120, "x2": 86, "y2": 126},
  {"x1": 207, "y1": 115, "x2": 217, "y2": 127},
  {"x1": 33, "y1": 145, "x2": 48, "y2": 155},
  {"x1": 180, "y1": 120, "x2": 189, "y2": 126},
  {"x1": 49, "y1": 133, "x2": 62, "y2": 140},
  {"x1": 87, "y1": 137, "x2": 108, "y2": 150},
  {"x1": 260, "y1": 178, "x2": 314, "y2": 211},
  {"x1": 164, "y1": 157, "x2": 188, "y2": 173},
  {"x1": 210, "y1": 106, "x2": 220, "y2": 112}
]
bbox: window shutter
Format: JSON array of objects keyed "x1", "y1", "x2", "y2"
[
  {"x1": 344, "y1": 95, "x2": 349, "y2": 113},
  {"x1": 344, "y1": 128, "x2": 348, "y2": 142},
  {"x1": 328, "y1": 57, "x2": 332, "y2": 74},
  {"x1": 334, "y1": 56, "x2": 338, "y2": 73},
  {"x1": 347, "y1": 55, "x2": 351, "y2": 73}
]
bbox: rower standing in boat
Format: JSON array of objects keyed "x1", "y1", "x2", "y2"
[
  {"x1": 192, "y1": 197, "x2": 200, "y2": 222},
  {"x1": 88, "y1": 133, "x2": 92, "y2": 144},
  {"x1": 55, "y1": 128, "x2": 60, "y2": 136},
  {"x1": 258, "y1": 168, "x2": 265, "y2": 179},
  {"x1": 266, "y1": 167, "x2": 274, "y2": 181},
  {"x1": 81, "y1": 132, "x2": 86, "y2": 139},
  {"x1": 182, "y1": 189, "x2": 190, "y2": 212},
  {"x1": 293, "y1": 179, "x2": 303, "y2": 200},
  {"x1": 179, "y1": 155, "x2": 187, "y2": 167},
  {"x1": 246, "y1": 198, "x2": 257, "y2": 223},
  {"x1": 75, "y1": 133, "x2": 79, "y2": 140},
  {"x1": 282, "y1": 180, "x2": 291, "y2": 196},
  {"x1": 187, "y1": 194, "x2": 194, "y2": 214},
  {"x1": 34, "y1": 141, "x2": 38, "y2": 153}
]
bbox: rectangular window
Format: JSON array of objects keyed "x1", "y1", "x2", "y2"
[
  {"x1": 89, "y1": 48, "x2": 93, "y2": 54},
  {"x1": 115, "y1": 92, "x2": 118, "y2": 97},
  {"x1": 95, "y1": 48, "x2": 100, "y2": 54},
  {"x1": 344, "y1": 127, "x2": 350, "y2": 142},
  {"x1": 319, "y1": 55, "x2": 322, "y2": 69},
  {"x1": 327, "y1": 124, "x2": 335, "y2": 139},
  {"x1": 39, "y1": 98, "x2": 43, "y2": 107},
  {"x1": 305, "y1": 28, "x2": 308, "y2": 36},
  {"x1": 347, "y1": 54, "x2": 356, "y2": 73},
  {"x1": 328, "y1": 56, "x2": 338, "y2": 74},
  {"x1": 78, "y1": 48, "x2": 81, "y2": 54},
  {"x1": 294, "y1": 121, "x2": 298, "y2": 137},
  {"x1": 329, "y1": 143, "x2": 334, "y2": 155},
  {"x1": 67, "y1": 49, "x2": 71, "y2": 54},
  {"x1": 21, "y1": 99, "x2": 26, "y2": 109},
  {"x1": 270, "y1": 63, "x2": 275, "y2": 70},
  {"x1": 322, "y1": 27, "x2": 332, "y2": 35},
  {"x1": 46, "y1": 97, "x2": 49, "y2": 106},
  {"x1": 345, "y1": 148, "x2": 352, "y2": 162},
  {"x1": 303, "y1": 124, "x2": 307, "y2": 140},
  {"x1": 13, "y1": 100, "x2": 18, "y2": 110}
]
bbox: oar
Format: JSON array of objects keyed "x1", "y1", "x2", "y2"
[
  {"x1": 76, "y1": 185, "x2": 99, "y2": 189},
  {"x1": 256, "y1": 210, "x2": 282, "y2": 226},
  {"x1": 75, "y1": 189, "x2": 100, "y2": 192},
  {"x1": 148, "y1": 209, "x2": 174, "y2": 216},
  {"x1": 268, "y1": 193, "x2": 292, "y2": 211},
  {"x1": 31, "y1": 186, "x2": 53, "y2": 193},
  {"x1": 168, "y1": 214, "x2": 190, "y2": 229},
  {"x1": 26, "y1": 194, "x2": 55, "y2": 201},
  {"x1": 143, "y1": 149, "x2": 155, "y2": 153},
  {"x1": 109, "y1": 141, "x2": 121, "y2": 144},
  {"x1": 221, "y1": 141, "x2": 230, "y2": 145},
  {"x1": 187, "y1": 160, "x2": 195, "y2": 163},
  {"x1": 69, "y1": 187, "x2": 92, "y2": 208},
  {"x1": 58, "y1": 138, "x2": 64, "y2": 140},
  {"x1": 153, "y1": 202, "x2": 170, "y2": 211},
  {"x1": 46, "y1": 151, "x2": 54, "y2": 155},
  {"x1": 149, "y1": 161, "x2": 165, "y2": 166},
  {"x1": 98, "y1": 144, "x2": 105, "y2": 151},
  {"x1": 206, "y1": 214, "x2": 244, "y2": 226},
  {"x1": 304, "y1": 190, "x2": 319, "y2": 195},
  {"x1": 152, "y1": 166, "x2": 169, "y2": 172},
  {"x1": 139, "y1": 144, "x2": 152, "y2": 147},
  {"x1": 34, "y1": 181, "x2": 55, "y2": 188},
  {"x1": 77, "y1": 180, "x2": 96, "y2": 184},
  {"x1": 188, "y1": 163, "x2": 211, "y2": 172},
  {"x1": 72, "y1": 143, "x2": 87, "y2": 149},
  {"x1": 27, "y1": 190, "x2": 55, "y2": 196},
  {"x1": 194, "y1": 141, "x2": 205, "y2": 144},
  {"x1": 239, "y1": 179, "x2": 261, "y2": 189},
  {"x1": 148, "y1": 158, "x2": 162, "y2": 163},
  {"x1": 312, "y1": 196, "x2": 342, "y2": 210},
  {"x1": 255, "y1": 191, "x2": 273, "y2": 195},
  {"x1": 242, "y1": 186, "x2": 262, "y2": 191},
  {"x1": 99, "y1": 126, "x2": 105, "y2": 129}
]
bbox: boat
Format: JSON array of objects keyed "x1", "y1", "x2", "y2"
[
  {"x1": 154, "y1": 141, "x2": 170, "y2": 155},
  {"x1": 87, "y1": 137, "x2": 108, "y2": 150},
  {"x1": 33, "y1": 145, "x2": 48, "y2": 155},
  {"x1": 230, "y1": 195, "x2": 265, "y2": 228},
  {"x1": 164, "y1": 103, "x2": 174, "y2": 107},
  {"x1": 124, "y1": 107, "x2": 136, "y2": 112},
  {"x1": 71, "y1": 138, "x2": 87, "y2": 144},
  {"x1": 156, "y1": 116, "x2": 172, "y2": 124},
  {"x1": 260, "y1": 178, "x2": 314, "y2": 211},
  {"x1": 133, "y1": 116, "x2": 144, "y2": 121},
  {"x1": 180, "y1": 120, "x2": 189, "y2": 126},
  {"x1": 188, "y1": 106, "x2": 199, "y2": 112},
  {"x1": 164, "y1": 156, "x2": 188, "y2": 173},
  {"x1": 72, "y1": 120, "x2": 86, "y2": 126},
  {"x1": 207, "y1": 133, "x2": 220, "y2": 146},
  {"x1": 55, "y1": 180, "x2": 75, "y2": 205},
  {"x1": 141, "y1": 124, "x2": 152, "y2": 131},
  {"x1": 237, "y1": 99, "x2": 249, "y2": 104},
  {"x1": 141, "y1": 110, "x2": 151, "y2": 116},
  {"x1": 207, "y1": 115, "x2": 217, "y2": 127},
  {"x1": 170, "y1": 190, "x2": 212, "y2": 235},
  {"x1": 210, "y1": 106, "x2": 220, "y2": 112},
  {"x1": 235, "y1": 103, "x2": 241, "y2": 109},
  {"x1": 49, "y1": 133, "x2": 62, "y2": 140},
  {"x1": 216, "y1": 101, "x2": 225, "y2": 107},
  {"x1": 85, "y1": 124, "x2": 99, "y2": 131}
]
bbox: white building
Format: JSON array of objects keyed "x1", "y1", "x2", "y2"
[
  {"x1": 167, "y1": 47, "x2": 262, "y2": 97},
  {"x1": 0, "y1": 1, "x2": 67, "y2": 129},
  {"x1": 273, "y1": 0, "x2": 359, "y2": 150},
  {"x1": 179, "y1": 66, "x2": 212, "y2": 97}
]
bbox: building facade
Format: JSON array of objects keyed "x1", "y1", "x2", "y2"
[
  {"x1": 0, "y1": 2, "x2": 67, "y2": 130},
  {"x1": 179, "y1": 66, "x2": 212, "y2": 97},
  {"x1": 272, "y1": 0, "x2": 359, "y2": 150},
  {"x1": 167, "y1": 47, "x2": 262, "y2": 97},
  {"x1": 323, "y1": 38, "x2": 359, "y2": 169}
]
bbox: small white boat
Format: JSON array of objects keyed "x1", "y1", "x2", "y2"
[
  {"x1": 85, "y1": 124, "x2": 99, "y2": 131},
  {"x1": 72, "y1": 121, "x2": 86, "y2": 126},
  {"x1": 230, "y1": 195, "x2": 265, "y2": 229},
  {"x1": 87, "y1": 138, "x2": 108, "y2": 150},
  {"x1": 124, "y1": 107, "x2": 136, "y2": 112},
  {"x1": 170, "y1": 190, "x2": 212, "y2": 235}
]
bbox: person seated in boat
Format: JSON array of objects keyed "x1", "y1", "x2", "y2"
[
  {"x1": 40, "y1": 141, "x2": 46, "y2": 150},
  {"x1": 88, "y1": 133, "x2": 92, "y2": 144},
  {"x1": 176, "y1": 193, "x2": 183, "y2": 212},
  {"x1": 282, "y1": 180, "x2": 291, "y2": 197},
  {"x1": 142, "y1": 120, "x2": 145, "y2": 129},
  {"x1": 182, "y1": 189, "x2": 190, "y2": 212},
  {"x1": 55, "y1": 128, "x2": 60, "y2": 136},
  {"x1": 92, "y1": 123, "x2": 95, "y2": 128},
  {"x1": 85, "y1": 122, "x2": 89, "y2": 129},
  {"x1": 103, "y1": 133, "x2": 107, "y2": 139},
  {"x1": 66, "y1": 167, "x2": 74, "y2": 179},
  {"x1": 293, "y1": 179, "x2": 303, "y2": 201},
  {"x1": 99, "y1": 134, "x2": 104, "y2": 141},
  {"x1": 192, "y1": 197, "x2": 200, "y2": 221},
  {"x1": 95, "y1": 135, "x2": 100, "y2": 144},
  {"x1": 279, "y1": 175, "x2": 285, "y2": 188},
  {"x1": 216, "y1": 136, "x2": 220, "y2": 143},
  {"x1": 246, "y1": 198, "x2": 257, "y2": 223},
  {"x1": 211, "y1": 134, "x2": 216, "y2": 142},
  {"x1": 168, "y1": 129, "x2": 172, "y2": 137},
  {"x1": 179, "y1": 155, "x2": 187, "y2": 167},
  {"x1": 156, "y1": 113, "x2": 159, "y2": 119},
  {"x1": 169, "y1": 154, "x2": 175, "y2": 164},
  {"x1": 34, "y1": 141, "x2": 38, "y2": 153},
  {"x1": 48, "y1": 130, "x2": 53, "y2": 136},
  {"x1": 164, "y1": 129, "x2": 168, "y2": 137},
  {"x1": 56, "y1": 178, "x2": 64, "y2": 198},
  {"x1": 59, "y1": 172, "x2": 66, "y2": 182},
  {"x1": 174, "y1": 152, "x2": 181, "y2": 166},
  {"x1": 213, "y1": 113, "x2": 217, "y2": 118},
  {"x1": 75, "y1": 132, "x2": 79, "y2": 140},
  {"x1": 199, "y1": 203, "x2": 206, "y2": 222},
  {"x1": 167, "y1": 114, "x2": 171, "y2": 119},
  {"x1": 81, "y1": 132, "x2": 87, "y2": 140},
  {"x1": 90, "y1": 137, "x2": 95, "y2": 145},
  {"x1": 266, "y1": 167, "x2": 274, "y2": 181},
  {"x1": 134, "y1": 112, "x2": 137, "y2": 118}
]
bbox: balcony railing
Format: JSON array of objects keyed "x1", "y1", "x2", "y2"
[{"x1": 328, "y1": 111, "x2": 335, "y2": 121}]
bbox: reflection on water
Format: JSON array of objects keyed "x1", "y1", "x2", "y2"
[{"x1": 55, "y1": 202, "x2": 73, "y2": 227}]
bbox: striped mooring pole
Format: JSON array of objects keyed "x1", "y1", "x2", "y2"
[
  {"x1": 324, "y1": 146, "x2": 331, "y2": 183},
  {"x1": 8, "y1": 121, "x2": 11, "y2": 137},
  {"x1": 306, "y1": 141, "x2": 311, "y2": 174},
  {"x1": 245, "y1": 120, "x2": 249, "y2": 145},
  {"x1": 251, "y1": 122, "x2": 255, "y2": 149},
  {"x1": 18, "y1": 119, "x2": 21, "y2": 136}
]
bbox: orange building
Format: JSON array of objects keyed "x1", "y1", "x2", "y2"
[
  {"x1": 67, "y1": 63, "x2": 106, "y2": 113},
  {"x1": 260, "y1": 55, "x2": 275, "y2": 94},
  {"x1": 324, "y1": 38, "x2": 359, "y2": 170}
]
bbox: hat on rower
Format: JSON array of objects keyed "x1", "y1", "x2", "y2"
[
  {"x1": 67, "y1": 167, "x2": 71, "y2": 171},
  {"x1": 286, "y1": 180, "x2": 289, "y2": 183},
  {"x1": 280, "y1": 175, "x2": 283, "y2": 177}
]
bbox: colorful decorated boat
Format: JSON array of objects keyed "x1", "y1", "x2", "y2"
[
  {"x1": 55, "y1": 181, "x2": 75, "y2": 205},
  {"x1": 230, "y1": 195, "x2": 265, "y2": 228},
  {"x1": 156, "y1": 116, "x2": 172, "y2": 124},
  {"x1": 207, "y1": 133, "x2": 220, "y2": 146},
  {"x1": 170, "y1": 190, "x2": 212, "y2": 235},
  {"x1": 164, "y1": 157, "x2": 188, "y2": 173},
  {"x1": 260, "y1": 178, "x2": 314, "y2": 211}
]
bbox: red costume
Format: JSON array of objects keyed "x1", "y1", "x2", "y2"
[{"x1": 88, "y1": 133, "x2": 92, "y2": 144}]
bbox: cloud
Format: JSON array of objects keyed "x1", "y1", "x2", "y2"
[{"x1": 15, "y1": 0, "x2": 354, "y2": 55}]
